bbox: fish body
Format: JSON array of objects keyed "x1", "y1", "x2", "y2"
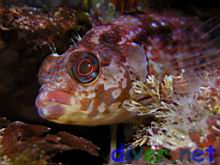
[{"x1": 36, "y1": 10, "x2": 220, "y2": 125}]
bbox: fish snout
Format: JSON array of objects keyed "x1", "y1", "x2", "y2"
[{"x1": 35, "y1": 90, "x2": 72, "y2": 120}]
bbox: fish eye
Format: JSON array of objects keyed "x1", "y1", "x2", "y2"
[{"x1": 66, "y1": 51, "x2": 100, "y2": 83}]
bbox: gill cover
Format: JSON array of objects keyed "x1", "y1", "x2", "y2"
[{"x1": 125, "y1": 42, "x2": 148, "y2": 81}]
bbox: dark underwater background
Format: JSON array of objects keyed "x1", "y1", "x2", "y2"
[{"x1": 0, "y1": 0, "x2": 220, "y2": 164}]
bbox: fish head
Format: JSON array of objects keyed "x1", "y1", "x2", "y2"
[{"x1": 35, "y1": 24, "x2": 148, "y2": 125}]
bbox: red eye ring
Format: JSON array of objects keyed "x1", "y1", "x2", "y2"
[
  {"x1": 77, "y1": 59, "x2": 94, "y2": 76},
  {"x1": 66, "y1": 51, "x2": 100, "y2": 84}
]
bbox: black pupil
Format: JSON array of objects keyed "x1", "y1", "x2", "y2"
[{"x1": 78, "y1": 59, "x2": 93, "y2": 75}]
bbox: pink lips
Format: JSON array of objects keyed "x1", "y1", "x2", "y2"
[{"x1": 35, "y1": 90, "x2": 72, "y2": 119}]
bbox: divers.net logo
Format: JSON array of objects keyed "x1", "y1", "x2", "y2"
[{"x1": 111, "y1": 144, "x2": 216, "y2": 164}]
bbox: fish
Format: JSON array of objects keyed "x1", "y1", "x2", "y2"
[{"x1": 35, "y1": 10, "x2": 220, "y2": 126}]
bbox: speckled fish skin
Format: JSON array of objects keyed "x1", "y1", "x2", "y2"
[{"x1": 35, "y1": 10, "x2": 219, "y2": 125}]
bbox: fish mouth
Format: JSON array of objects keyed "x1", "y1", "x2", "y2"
[
  {"x1": 35, "y1": 90, "x2": 73, "y2": 120},
  {"x1": 35, "y1": 89, "x2": 132, "y2": 126}
]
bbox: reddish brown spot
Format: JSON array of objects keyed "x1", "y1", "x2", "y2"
[
  {"x1": 216, "y1": 78, "x2": 220, "y2": 87},
  {"x1": 80, "y1": 99, "x2": 92, "y2": 111},
  {"x1": 95, "y1": 85, "x2": 113, "y2": 106}
]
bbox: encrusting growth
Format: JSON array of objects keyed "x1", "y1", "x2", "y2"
[{"x1": 124, "y1": 72, "x2": 220, "y2": 161}]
